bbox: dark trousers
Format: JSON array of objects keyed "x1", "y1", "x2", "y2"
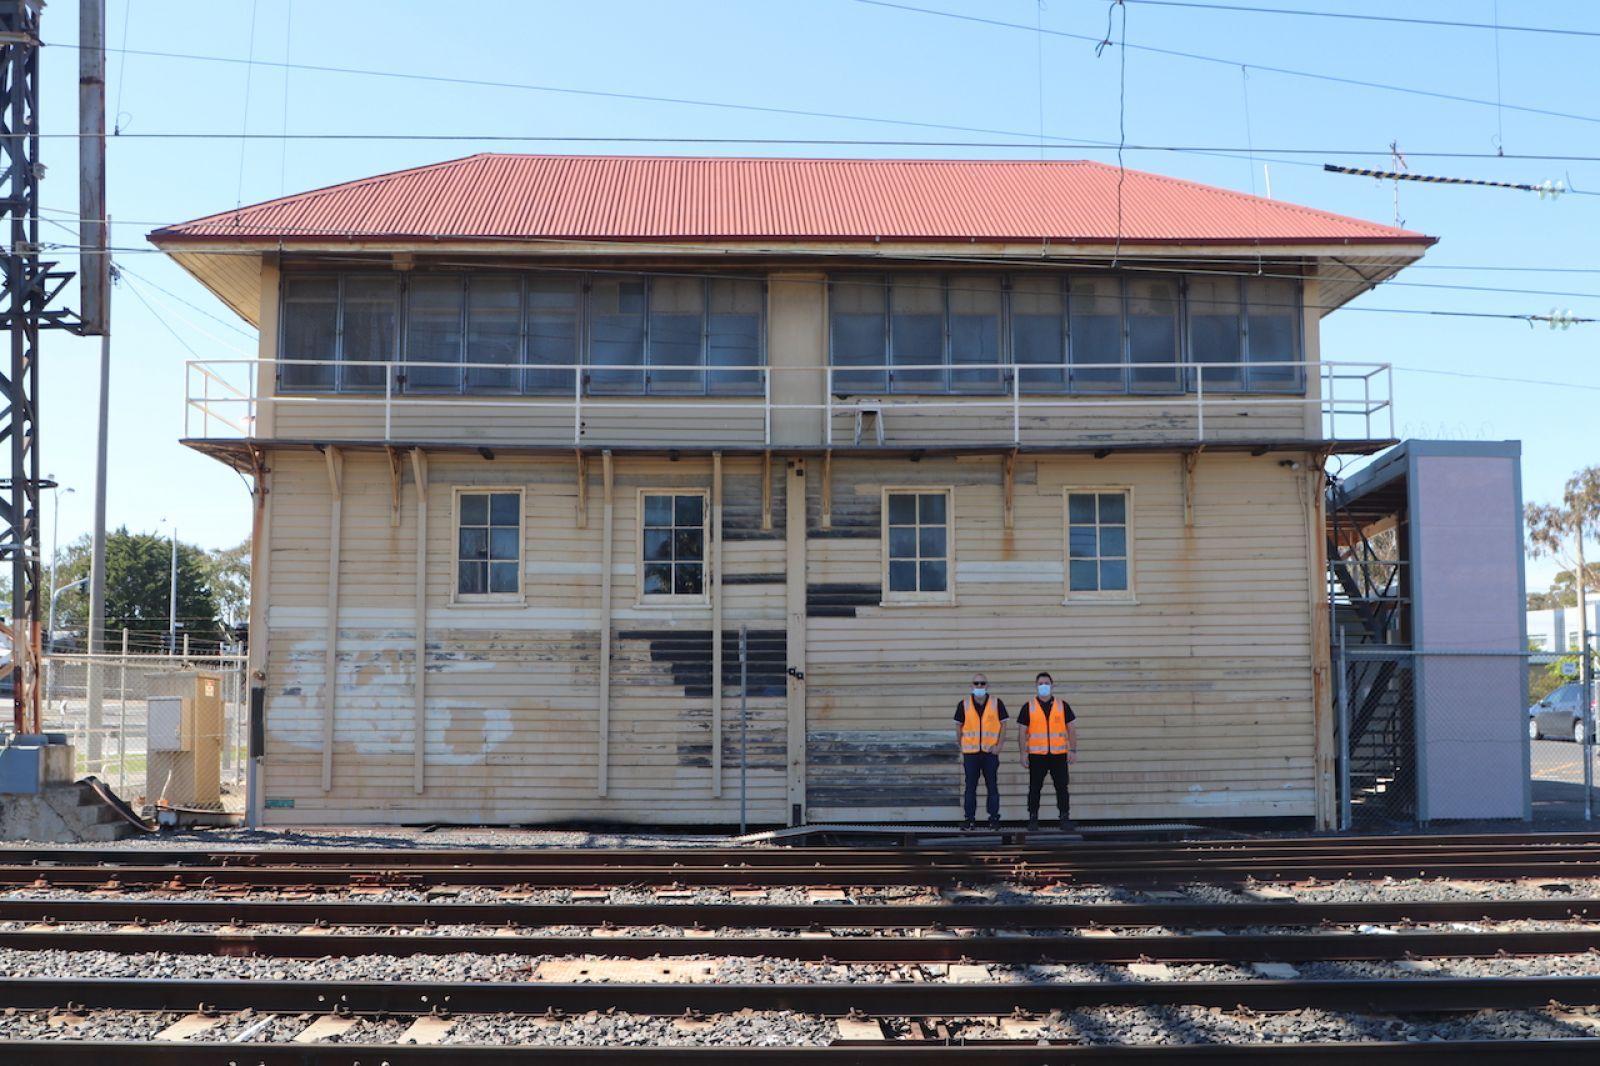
[
  {"x1": 1027, "y1": 753, "x2": 1070, "y2": 819},
  {"x1": 962, "y1": 751, "x2": 1000, "y2": 820}
]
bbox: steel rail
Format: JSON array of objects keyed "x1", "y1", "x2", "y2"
[
  {"x1": 5, "y1": 927, "x2": 1600, "y2": 963},
  {"x1": 2, "y1": 896, "x2": 1596, "y2": 929},
  {"x1": 0, "y1": 1040, "x2": 1597, "y2": 1064},
  {"x1": 3, "y1": 857, "x2": 1598, "y2": 889},
  {"x1": 2, "y1": 1039, "x2": 1599, "y2": 1064},
  {"x1": 10, "y1": 834, "x2": 1600, "y2": 867},
  {"x1": 9, "y1": 974, "x2": 1600, "y2": 1015}
]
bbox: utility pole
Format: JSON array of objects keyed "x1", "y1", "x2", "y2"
[
  {"x1": 1, "y1": 0, "x2": 78, "y2": 735},
  {"x1": 81, "y1": 0, "x2": 109, "y2": 769}
]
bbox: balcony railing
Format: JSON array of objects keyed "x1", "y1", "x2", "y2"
[{"x1": 184, "y1": 358, "x2": 1393, "y2": 448}]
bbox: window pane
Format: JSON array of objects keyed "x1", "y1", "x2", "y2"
[
  {"x1": 590, "y1": 279, "x2": 646, "y2": 393},
  {"x1": 527, "y1": 277, "x2": 579, "y2": 395},
  {"x1": 707, "y1": 279, "x2": 763, "y2": 395},
  {"x1": 919, "y1": 560, "x2": 947, "y2": 593},
  {"x1": 1069, "y1": 560, "x2": 1099, "y2": 591},
  {"x1": 459, "y1": 528, "x2": 488, "y2": 561},
  {"x1": 888, "y1": 560, "x2": 918, "y2": 592},
  {"x1": 1012, "y1": 276, "x2": 1065, "y2": 392},
  {"x1": 887, "y1": 494, "x2": 917, "y2": 525},
  {"x1": 460, "y1": 494, "x2": 488, "y2": 525},
  {"x1": 673, "y1": 528, "x2": 704, "y2": 562},
  {"x1": 489, "y1": 562, "x2": 519, "y2": 594},
  {"x1": 644, "y1": 497, "x2": 673, "y2": 527},
  {"x1": 889, "y1": 274, "x2": 944, "y2": 392},
  {"x1": 1245, "y1": 277, "x2": 1300, "y2": 390},
  {"x1": 1069, "y1": 526, "x2": 1097, "y2": 559},
  {"x1": 888, "y1": 525, "x2": 916, "y2": 558},
  {"x1": 1098, "y1": 492, "x2": 1126, "y2": 524},
  {"x1": 1127, "y1": 277, "x2": 1179, "y2": 392},
  {"x1": 648, "y1": 276, "x2": 705, "y2": 394},
  {"x1": 918, "y1": 526, "x2": 946, "y2": 559},
  {"x1": 1187, "y1": 275, "x2": 1242, "y2": 390},
  {"x1": 830, "y1": 275, "x2": 887, "y2": 393},
  {"x1": 405, "y1": 276, "x2": 463, "y2": 392},
  {"x1": 918, "y1": 493, "x2": 947, "y2": 524},
  {"x1": 1099, "y1": 559, "x2": 1128, "y2": 590},
  {"x1": 1099, "y1": 526, "x2": 1127, "y2": 557},
  {"x1": 643, "y1": 529, "x2": 671, "y2": 562},
  {"x1": 489, "y1": 528, "x2": 520, "y2": 561},
  {"x1": 1068, "y1": 493, "x2": 1096, "y2": 524},
  {"x1": 489, "y1": 493, "x2": 519, "y2": 525},
  {"x1": 643, "y1": 563, "x2": 672, "y2": 594},
  {"x1": 341, "y1": 277, "x2": 398, "y2": 392},
  {"x1": 949, "y1": 274, "x2": 1002, "y2": 391},
  {"x1": 466, "y1": 276, "x2": 521, "y2": 393},
  {"x1": 458, "y1": 562, "x2": 486, "y2": 596},
  {"x1": 674, "y1": 564, "x2": 704, "y2": 596},
  {"x1": 1068, "y1": 277, "x2": 1124, "y2": 392},
  {"x1": 674, "y1": 494, "x2": 704, "y2": 526},
  {"x1": 281, "y1": 277, "x2": 338, "y2": 391}
]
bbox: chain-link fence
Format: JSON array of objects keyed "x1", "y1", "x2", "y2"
[
  {"x1": 1336, "y1": 642, "x2": 1598, "y2": 828},
  {"x1": 40, "y1": 649, "x2": 248, "y2": 815}
]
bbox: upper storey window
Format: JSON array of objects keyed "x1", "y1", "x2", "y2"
[
  {"x1": 278, "y1": 272, "x2": 764, "y2": 397},
  {"x1": 828, "y1": 272, "x2": 1301, "y2": 396}
]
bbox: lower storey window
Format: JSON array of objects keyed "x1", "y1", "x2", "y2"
[
  {"x1": 885, "y1": 490, "x2": 951, "y2": 601},
  {"x1": 642, "y1": 492, "x2": 706, "y2": 598},
  {"x1": 457, "y1": 490, "x2": 522, "y2": 598},
  {"x1": 1066, "y1": 490, "x2": 1130, "y2": 597}
]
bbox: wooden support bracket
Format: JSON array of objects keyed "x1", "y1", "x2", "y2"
[
  {"x1": 321, "y1": 447, "x2": 345, "y2": 794},
  {"x1": 409, "y1": 448, "x2": 429, "y2": 796},
  {"x1": 711, "y1": 452, "x2": 724, "y2": 797},
  {"x1": 1003, "y1": 450, "x2": 1017, "y2": 531},
  {"x1": 761, "y1": 450, "x2": 773, "y2": 532},
  {"x1": 1182, "y1": 448, "x2": 1202, "y2": 528},
  {"x1": 386, "y1": 447, "x2": 404, "y2": 527},
  {"x1": 598, "y1": 450, "x2": 615, "y2": 798},
  {"x1": 820, "y1": 450, "x2": 833, "y2": 531},
  {"x1": 575, "y1": 450, "x2": 589, "y2": 529}
]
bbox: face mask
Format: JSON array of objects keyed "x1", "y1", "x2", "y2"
[
  {"x1": 1037, "y1": 684, "x2": 1052, "y2": 698},
  {"x1": 972, "y1": 687, "x2": 987, "y2": 699}
]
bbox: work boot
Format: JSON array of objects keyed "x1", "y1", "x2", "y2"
[
  {"x1": 987, "y1": 815, "x2": 1001, "y2": 830},
  {"x1": 1059, "y1": 816, "x2": 1075, "y2": 832},
  {"x1": 1026, "y1": 817, "x2": 1039, "y2": 832},
  {"x1": 961, "y1": 819, "x2": 976, "y2": 831}
]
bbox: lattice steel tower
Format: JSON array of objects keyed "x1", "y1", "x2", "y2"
[{"x1": 1, "y1": 0, "x2": 77, "y2": 733}]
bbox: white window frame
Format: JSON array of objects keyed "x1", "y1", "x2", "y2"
[
  {"x1": 1062, "y1": 486, "x2": 1137, "y2": 604},
  {"x1": 450, "y1": 486, "x2": 526, "y2": 606},
  {"x1": 880, "y1": 486, "x2": 957, "y2": 606},
  {"x1": 636, "y1": 488, "x2": 712, "y2": 607}
]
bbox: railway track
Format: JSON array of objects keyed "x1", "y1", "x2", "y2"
[{"x1": 5, "y1": 832, "x2": 1600, "y2": 1060}]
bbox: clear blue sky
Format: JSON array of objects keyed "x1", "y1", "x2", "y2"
[{"x1": 33, "y1": 0, "x2": 1600, "y2": 593}]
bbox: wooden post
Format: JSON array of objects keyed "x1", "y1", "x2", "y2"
[
  {"x1": 711, "y1": 452, "x2": 724, "y2": 797},
  {"x1": 409, "y1": 449, "x2": 429, "y2": 795},
  {"x1": 598, "y1": 450, "x2": 615, "y2": 797},
  {"x1": 820, "y1": 450, "x2": 832, "y2": 531},
  {"x1": 784, "y1": 458, "x2": 808, "y2": 825},
  {"x1": 1003, "y1": 450, "x2": 1017, "y2": 531},
  {"x1": 386, "y1": 447, "x2": 403, "y2": 527},
  {"x1": 321, "y1": 446, "x2": 343, "y2": 793},
  {"x1": 575, "y1": 450, "x2": 589, "y2": 529},
  {"x1": 761, "y1": 450, "x2": 773, "y2": 532},
  {"x1": 245, "y1": 446, "x2": 271, "y2": 828},
  {"x1": 1304, "y1": 453, "x2": 1336, "y2": 829}
]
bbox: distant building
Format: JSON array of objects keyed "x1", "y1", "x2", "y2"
[
  {"x1": 150, "y1": 155, "x2": 1436, "y2": 828},
  {"x1": 1528, "y1": 602, "x2": 1600, "y2": 653}
]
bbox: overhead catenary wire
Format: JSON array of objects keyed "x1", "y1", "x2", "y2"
[
  {"x1": 855, "y1": 0, "x2": 1600, "y2": 128},
  {"x1": 1098, "y1": 0, "x2": 1600, "y2": 40}
]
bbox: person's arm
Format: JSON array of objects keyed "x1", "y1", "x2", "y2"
[
  {"x1": 955, "y1": 705, "x2": 965, "y2": 755},
  {"x1": 1018, "y1": 709, "x2": 1030, "y2": 767},
  {"x1": 993, "y1": 713, "x2": 1006, "y2": 755},
  {"x1": 1066, "y1": 720, "x2": 1077, "y2": 764}
]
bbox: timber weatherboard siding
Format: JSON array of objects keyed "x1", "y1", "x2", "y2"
[{"x1": 254, "y1": 449, "x2": 1319, "y2": 824}]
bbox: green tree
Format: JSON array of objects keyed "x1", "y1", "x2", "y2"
[
  {"x1": 52, "y1": 529, "x2": 223, "y2": 652},
  {"x1": 204, "y1": 540, "x2": 251, "y2": 627},
  {"x1": 1528, "y1": 466, "x2": 1600, "y2": 684}
]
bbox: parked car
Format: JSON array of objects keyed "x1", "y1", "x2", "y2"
[{"x1": 1529, "y1": 683, "x2": 1599, "y2": 743}]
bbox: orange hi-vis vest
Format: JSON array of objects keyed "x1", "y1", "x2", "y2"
[
  {"x1": 1024, "y1": 697, "x2": 1070, "y2": 755},
  {"x1": 959, "y1": 696, "x2": 1002, "y2": 753}
]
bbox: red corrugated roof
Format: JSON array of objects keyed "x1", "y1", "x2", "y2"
[{"x1": 150, "y1": 154, "x2": 1433, "y2": 246}]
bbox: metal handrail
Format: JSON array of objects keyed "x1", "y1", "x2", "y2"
[{"x1": 183, "y1": 357, "x2": 1393, "y2": 447}]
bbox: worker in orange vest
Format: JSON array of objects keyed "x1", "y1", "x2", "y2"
[
  {"x1": 955, "y1": 672, "x2": 1008, "y2": 831},
  {"x1": 1018, "y1": 671, "x2": 1077, "y2": 832}
]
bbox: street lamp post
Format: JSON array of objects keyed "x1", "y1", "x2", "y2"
[{"x1": 46, "y1": 479, "x2": 74, "y2": 650}]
